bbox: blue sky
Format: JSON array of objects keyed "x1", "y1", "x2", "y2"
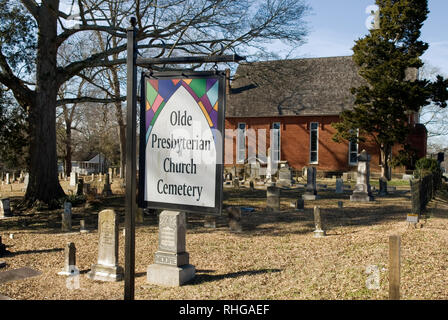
[{"x1": 293, "y1": 0, "x2": 448, "y2": 76}]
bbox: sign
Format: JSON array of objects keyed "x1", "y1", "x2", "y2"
[
  {"x1": 139, "y1": 71, "x2": 225, "y2": 215},
  {"x1": 407, "y1": 213, "x2": 419, "y2": 224}
]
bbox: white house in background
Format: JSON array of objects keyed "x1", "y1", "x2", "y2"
[{"x1": 72, "y1": 153, "x2": 108, "y2": 175}]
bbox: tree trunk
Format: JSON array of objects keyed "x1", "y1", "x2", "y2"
[
  {"x1": 24, "y1": 0, "x2": 65, "y2": 208},
  {"x1": 111, "y1": 64, "x2": 126, "y2": 179},
  {"x1": 64, "y1": 125, "x2": 72, "y2": 177},
  {"x1": 380, "y1": 144, "x2": 392, "y2": 181}
]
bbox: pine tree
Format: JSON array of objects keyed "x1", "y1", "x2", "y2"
[{"x1": 333, "y1": 0, "x2": 448, "y2": 180}]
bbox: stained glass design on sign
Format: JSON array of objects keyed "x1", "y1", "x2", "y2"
[{"x1": 145, "y1": 78, "x2": 220, "y2": 144}]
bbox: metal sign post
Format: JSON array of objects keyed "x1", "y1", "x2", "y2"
[
  {"x1": 124, "y1": 18, "x2": 137, "y2": 301},
  {"x1": 124, "y1": 17, "x2": 244, "y2": 300}
]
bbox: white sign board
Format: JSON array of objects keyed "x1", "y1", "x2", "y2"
[{"x1": 139, "y1": 72, "x2": 225, "y2": 215}]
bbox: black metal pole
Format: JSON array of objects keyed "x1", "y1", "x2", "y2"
[{"x1": 124, "y1": 17, "x2": 137, "y2": 300}]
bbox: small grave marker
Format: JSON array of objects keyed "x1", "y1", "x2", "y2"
[
  {"x1": 58, "y1": 242, "x2": 77, "y2": 276},
  {"x1": 313, "y1": 206, "x2": 326, "y2": 238}
]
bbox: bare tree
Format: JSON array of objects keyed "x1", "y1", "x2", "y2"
[{"x1": 0, "y1": 0, "x2": 310, "y2": 207}]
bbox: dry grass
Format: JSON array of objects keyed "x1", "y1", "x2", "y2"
[{"x1": 0, "y1": 179, "x2": 447, "y2": 300}]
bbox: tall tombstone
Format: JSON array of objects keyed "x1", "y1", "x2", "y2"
[
  {"x1": 302, "y1": 167, "x2": 318, "y2": 200},
  {"x1": 102, "y1": 174, "x2": 112, "y2": 196},
  {"x1": 88, "y1": 209, "x2": 123, "y2": 282},
  {"x1": 379, "y1": 177, "x2": 388, "y2": 196},
  {"x1": 350, "y1": 150, "x2": 374, "y2": 202},
  {"x1": 313, "y1": 206, "x2": 326, "y2": 238},
  {"x1": 0, "y1": 198, "x2": 12, "y2": 218},
  {"x1": 5, "y1": 173, "x2": 9, "y2": 185},
  {"x1": 147, "y1": 211, "x2": 195, "y2": 286},
  {"x1": 70, "y1": 172, "x2": 78, "y2": 187},
  {"x1": 76, "y1": 178, "x2": 84, "y2": 196},
  {"x1": 335, "y1": 178, "x2": 344, "y2": 194},
  {"x1": 266, "y1": 186, "x2": 280, "y2": 211},
  {"x1": 62, "y1": 202, "x2": 72, "y2": 232},
  {"x1": 58, "y1": 242, "x2": 77, "y2": 276},
  {"x1": 278, "y1": 167, "x2": 292, "y2": 187}
]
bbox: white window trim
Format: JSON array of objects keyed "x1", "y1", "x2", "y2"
[
  {"x1": 271, "y1": 122, "x2": 281, "y2": 163},
  {"x1": 309, "y1": 122, "x2": 319, "y2": 164},
  {"x1": 348, "y1": 129, "x2": 359, "y2": 166},
  {"x1": 236, "y1": 122, "x2": 246, "y2": 164}
]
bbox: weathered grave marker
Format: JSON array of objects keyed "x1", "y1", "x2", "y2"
[
  {"x1": 303, "y1": 167, "x2": 318, "y2": 200},
  {"x1": 76, "y1": 178, "x2": 84, "y2": 196},
  {"x1": 58, "y1": 242, "x2": 77, "y2": 276},
  {"x1": 350, "y1": 150, "x2": 374, "y2": 202},
  {"x1": 88, "y1": 209, "x2": 123, "y2": 282},
  {"x1": 69, "y1": 172, "x2": 78, "y2": 187},
  {"x1": 0, "y1": 267, "x2": 41, "y2": 284},
  {"x1": 80, "y1": 219, "x2": 89, "y2": 233},
  {"x1": 266, "y1": 186, "x2": 280, "y2": 211},
  {"x1": 313, "y1": 206, "x2": 326, "y2": 238},
  {"x1": 62, "y1": 202, "x2": 72, "y2": 232},
  {"x1": 102, "y1": 174, "x2": 112, "y2": 196},
  {"x1": 335, "y1": 178, "x2": 344, "y2": 193},
  {"x1": 0, "y1": 236, "x2": 10, "y2": 257},
  {"x1": 0, "y1": 198, "x2": 12, "y2": 218},
  {"x1": 292, "y1": 198, "x2": 304, "y2": 211},
  {"x1": 379, "y1": 177, "x2": 388, "y2": 196},
  {"x1": 147, "y1": 211, "x2": 195, "y2": 286}
]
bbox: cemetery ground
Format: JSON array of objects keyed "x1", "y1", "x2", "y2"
[{"x1": 0, "y1": 177, "x2": 447, "y2": 300}]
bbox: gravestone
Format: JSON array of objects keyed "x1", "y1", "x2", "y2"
[
  {"x1": 69, "y1": 172, "x2": 78, "y2": 187},
  {"x1": 5, "y1": 173, "x2": 9, "y2": 185},
  {"x1": 335, "y1": 178, "x2": 344, "y2": 194},
  {"x1": 313, "y1": 206, "x2": 326, "y2": 238},
  {"x1": 76, "y1": 178, "x2": 84, "y2": 196},
  {"x1": 293, "y1": 198, "x2": 304, "y2": 211},
  {"x1": 80, "y1": 220, "x2": 89, "y2": 233},
  {"x1": 379, "y1": 177, "x2": 388, "y2": 196},
  {"x1": 0, "y1": 236, "x2": 10, "y2": 257},
  {"x1": 249, "y1": 180, "x2": 255, "y2": 191},
  {"x1": 232, "y1": 178, "x2": 239, "y2": 189},
  {"x1": 58, "y1": 242, "x2": 77, "y2": 276},
  {"x1": 0, "y1": 267, "x2": 41, "y2": 285},
  {"x1": 338, "y1": 201, "x2": 343, "y2": 208},
  {"x1": 302, "y1": 167, "x2": 318, "y2": 200},
  {"x1": 204, "y1": 216, "x2": 216, "y2": 228},
  {"x1": 277, "y1": 167, "x2": 292, "y2": 187},
  {"x1": 102, "y1": 174, "x2": 112, "y2": 196},
  {"x1": 0, "y1": 198, "x2": 12, "y2": 218},
  {"x1": 88, "y1": 209, "x2": 123, "y2": 282},
  {"x1": 227, "y1": 207, "x2": 243, "y2": 233},
  {"x1": 62, "y1": 202, "x2": 72, "y2": 232},
  {"x1": 350, "y1": 150, "x2": 374, "y2": 202},
  {"x1": 147, "y1": 211, "x2": 195, "y2": 286},
  {"x1": 266, "y1": 186, "x2": 280, "y2": 211}
]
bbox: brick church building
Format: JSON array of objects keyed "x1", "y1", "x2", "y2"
[{"x1": 224, "y1": 56, "x2": 427, "y2": 175}]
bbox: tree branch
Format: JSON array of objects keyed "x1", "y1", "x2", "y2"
[
  {"x1": 20, "y1": 0, "x2": 39, "y2": 20},
  {"x1": 56, "y1": 96, "x2": 126, "y2": 106}
]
